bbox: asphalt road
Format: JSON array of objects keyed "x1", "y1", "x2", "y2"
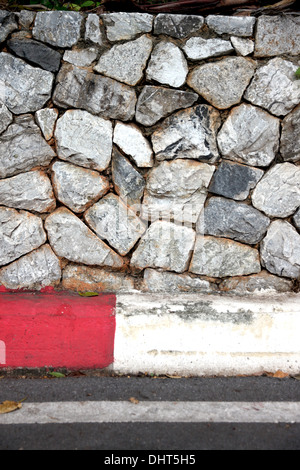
[{"x1": 0, "y1": 374, "x2": 299, "y2": 451}]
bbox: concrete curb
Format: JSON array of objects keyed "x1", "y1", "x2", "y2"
[
  {"x1": 1, "y1": 289, "x2": 300, "y2": 376},
  {"x1": 112, "y1": 292, "x2": 300, "y2": 377}
]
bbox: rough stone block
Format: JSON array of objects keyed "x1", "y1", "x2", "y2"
[
  {"x1": 146, "y1": 41, "x2": 188, "y2": 88},
  {"x1": 135, "y1": 85, "x2": 198, "y2": 127},
  {"x1": 187, "y1": 57, "x2": 255, "y2": 109},
  {"x1": 142, "y1": 159, "x2": 215, "y2": 224},
  {"x1": 35, "y1": 108, "x2": 58, "y2": 141},
  {"x1": 230, "y1": 36, "x2": 254, "y2": 56},
  {"x1": 0, "y1": 207, "x2": 46, "y2": 266},
  {"x1": 153, "y1": 14, "x2": 204, "y2": 38},
  {"x1": 0, "y1": 114, "x2": 55, "y2": 179},
  {"x1": 53, "y1": 64, "x2": 137, "y2": 121},
  {"x1": 244, "y1": 58, "x2": 300, "y2": 116},
  {"x1": 0, "y1": 52, "x2": 54, "y2": 114},
  {"x1": 84, "y1": 193, "x2": 146, "y2": 256},
  {"x1": 252, "y1": 163, "x2": 300, "y2": 218},
  {"x1": 143, "y1": 268, "x2": 217, "y2": 293},
  {"x1": 94, "y1": 35, "x2": 153, "y2": 86},
  {"x1": 45, "y1": 207, "x2": 124, "y2": 269},
  {"x1": 7, "y1": 38, "x2": 62, "y2": 72},
  {"x1": 131, "y1": 220, "x2": 196, "y2": 273},
  {"x1": 254, "y1": 15, "x2": 300, "y2": 57},
  {"x1": 55, "y1": 109, "x2": 113, "y2": 172},
  {"x1": 85, "y1": 13, "x2": 103, "y2": 45},
  {"x1": 217, "y1": 103, "x2": 280, "y2": 167},
  {"x1": 206, "y1": 15, "x2": 256, "y2": 37},
  {"x1": 63, "y1": 47, "x2": 98, "y2": 67},
  {"x1": 33, "y1": 11, "x2": 83, "y2": 47},
  {"x1": 260, "y1": 220, "x2": 300, "y2": 278},
  {"x1": 0, "y1": 244, "x2": 61, "y2": 290},
  {"x1": 112, "y1": 148, "x2": 145, "y2": 209},
  {"x1": 183, "y1": 37, "x2": 234, "y2": 60},
  {"x1": 219, "y1": 271, "x2": 293, "y2": 295},
  {"x1": 190, "y1": 235, "x2": 261, "y2": 278},
  {"x1": 51, "y1": 161, "x2": 109, "y2": 213},
  {"x1": 0, "y1": 170, "x2": 56, "y2": 213},
  {"x1": 101, "y1": 12, "x2": 153, "y2": 41},
  {"x1": 113, "y1": 122, "x2": 153, "y2": 168},
  {"x1": 208, "y1": 161, "x2": 263, "y2": 201},
  {"x1": 200, "y1": 196, "x2": 270, "y2": 245},
  {"x1": 0, "y1": 11, "x2": 18, "y2": 43},
  {"x1": 62, "y1": 264, "x2": 135, "y2": 293},
  {"x1": 280, "y1": 105, "x2": 300, "y2": 162},
  {"x1": 151, "y1": 105, "x2": 221, "y2": 163},
  {"x1": 0, "y1": 102, "x2": 13, "y2": 135},
  {"x1": 18, "y1": 10, "x2": 35, "y2": 29}
]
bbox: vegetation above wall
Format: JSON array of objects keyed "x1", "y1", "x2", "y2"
[{"x1": 1, "y1": 0, "x2": 299, "y2": 15}]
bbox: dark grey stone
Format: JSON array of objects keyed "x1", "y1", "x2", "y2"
[
  {"x1": 7, "y1": 39, "x2": 61, "y2": 72},
  {"x1": 280, "y1": 104, "x2": 300, "y2": 162},
  {"x1": 154, "y1": 14, "x2": 204, "y2": 38},
  {"x1": 0, "y1": 11, "x2": 18, "y2": 43},
  {"x1": 112, "y1": 147, "x2": 145, "y2": 209},
  {"x1": 201, "y1": 196, "x2": 270, "y2": 245},
  {"x1": 209, "y1": 161, "x2": 264, "y2": 201},
  {"x1": 293, "y1": 208, "x2": 300, "y2": 231}
]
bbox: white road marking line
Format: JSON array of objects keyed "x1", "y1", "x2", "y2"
[{"x1": 0, "y1": 401, "x2": 300, "y2": 425}]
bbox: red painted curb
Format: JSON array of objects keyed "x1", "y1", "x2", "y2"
[{"x1": 0, "y1": 290, "x2": 116, "y2": 369}]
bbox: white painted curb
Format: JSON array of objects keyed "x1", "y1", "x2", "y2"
[{"x1": 112, "y1": 293, "x2": 300, "y2": 376}]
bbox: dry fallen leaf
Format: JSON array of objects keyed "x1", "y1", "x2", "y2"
[
  {"x1": 129, "y1": 397, "x2": 139, "y2": 404},
  {"x1": 0, "y1": 400, "x2": 23, "y2": 414},
  {"x1": 273, "y1": 370, "x2": 290, "y2": 378},
  {"x1": 265, "y1": 370, "x2": 289, "y2": 378},
  {"x1": 78, "y1": 292, "x2": 99, "y2": 297}
]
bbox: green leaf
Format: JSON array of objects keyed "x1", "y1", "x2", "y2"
[
  {"x1": 78, "y1": 291, "x2": 99, "y2": 297},
  {"x1": 81, "y1": 1, "x2": 95, "y2": 6},
  {"x1": 295, "y1": 68, "x2": 300, "y2": 79},
  {"x1": 48, "y1": 371, "x2": 65, "y2": 378}
]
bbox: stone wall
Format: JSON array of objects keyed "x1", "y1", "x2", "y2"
[{"x1": 0, "y1": 10, "x2": 299, "y2": 296}]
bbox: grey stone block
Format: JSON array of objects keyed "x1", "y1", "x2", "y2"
[
  {"x1": 7, "y1": 38, "x2": 61, "y2": 72},
  {"x1": 0, "y1": 244, "x2": 61, "y2": 290},
  {"x1": 131, "y1": 220, "x2": 196, "y2": 273},
  {"x1": 33, "y1": 11, "x2": 83, "y2": 48},
  {"x1": 190, "y1": 235, "x2": 261, "y2": 278},
  {"x1": 135, "y1": 86, "x2": 198, "y2": 127},
  {"x1": 187, "y1": 57, "x2": 255, "y2": 109},
  {"x1": 209, "y1": 161, "x2": 263, "y2": 201},
  {"x1": 45, "y1": 207, "x2": 124, "y2": 269},
  {"x1": 53, "y1": 64, "x2": 137, "y2": 121},
  {"x1": 0, "y1": 52, "x2": 54, "y2": 115},
  {"x1": 0, "y1": 114, "x2": 55, "y2": 179},
  {"x1": 260, "y1": 220, "x2": 300, "y2": 278},
  {"x1": 252, "y1": 163, "x2": 300, "y2": 218},
  {"x1": 112, "y1": 148, "x2": 145, "y2": 209},
  {"x1": 151, "y1": 105, "x2": 221, "y2": 163},
  {"x1": 154, "y1": 14, "x2": 204, "y2": 38},
  {"x1": 0, "y1": 207, "x2": 46, "y2": 266},
  {"x1": 201, "y1": 196, "x2": 270, "y2": 245}
]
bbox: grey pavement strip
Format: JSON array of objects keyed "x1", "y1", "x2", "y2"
[{"x1": 1, "y1": 401, "x2": 300, "y2": 425}]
